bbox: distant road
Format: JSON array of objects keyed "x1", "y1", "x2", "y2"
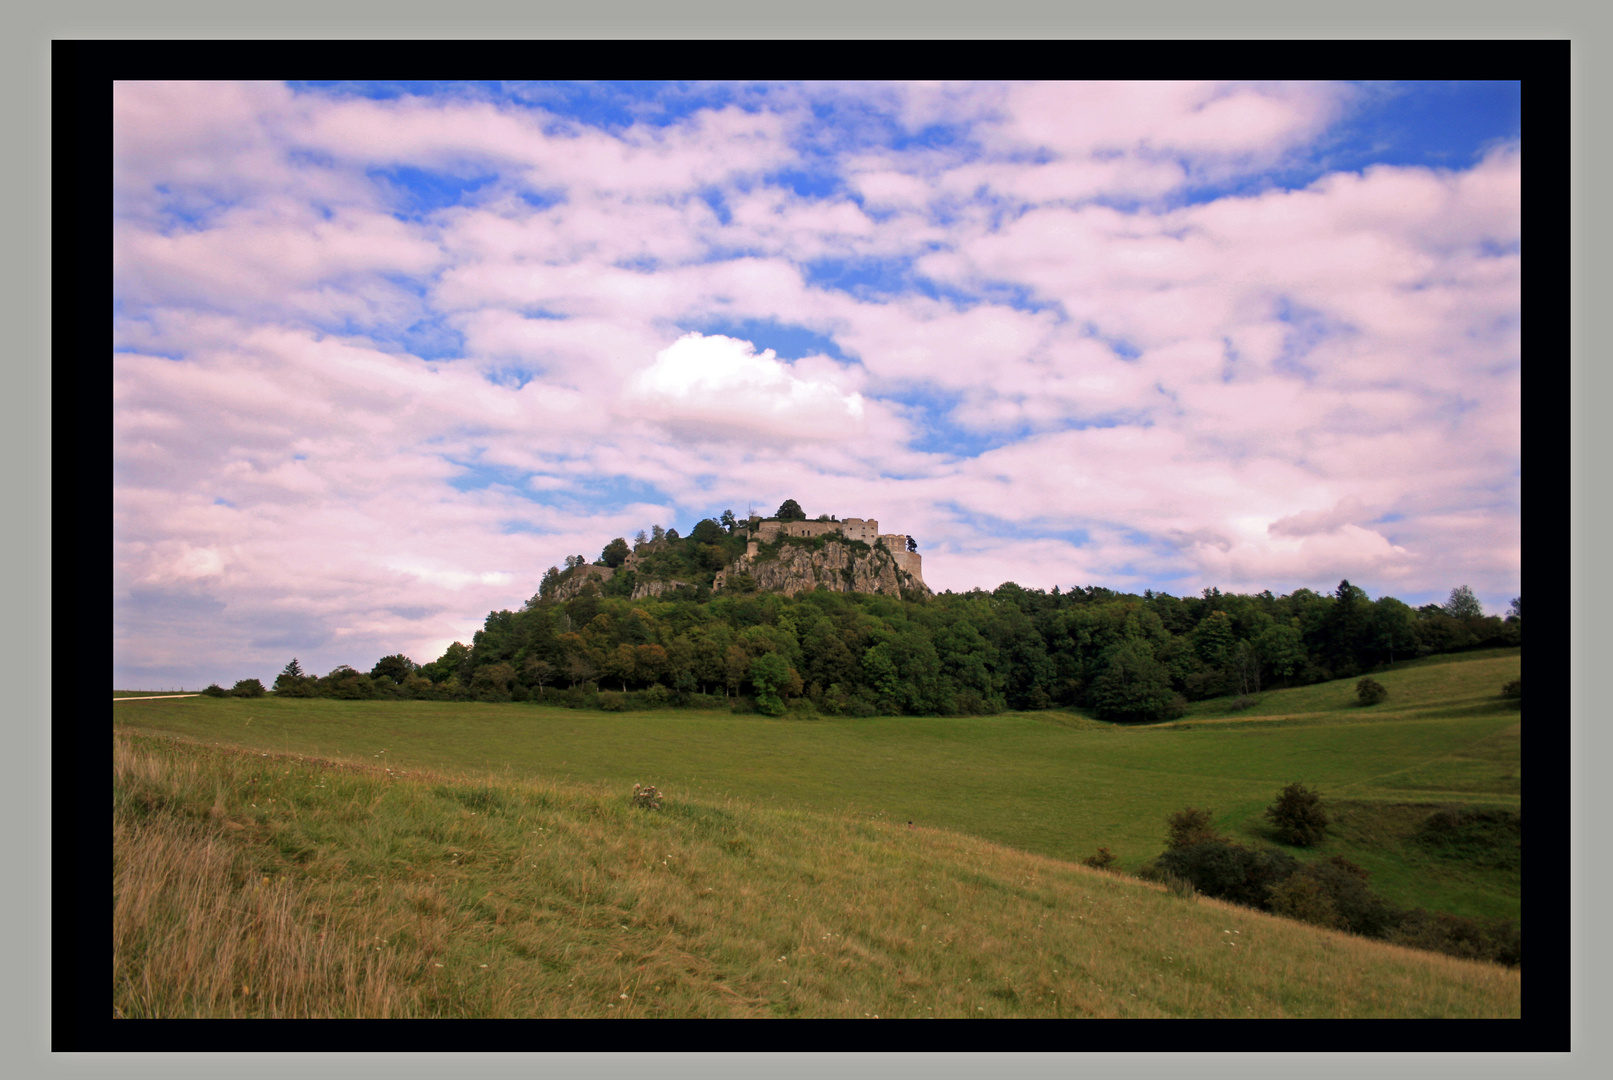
[{"x1": 112, "y1": 694, "x2": 201, "y2": 701}]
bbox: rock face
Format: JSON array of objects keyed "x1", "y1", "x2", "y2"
[
  {"x1": 714, "y1": 539, "x2": 930, "y2": 599},
  {"x1": 630, "y1": 578, "x2": 690, "y2": 601},
  {"x1": 551, "y1": 564, "x2": 612, "y2": 601}
]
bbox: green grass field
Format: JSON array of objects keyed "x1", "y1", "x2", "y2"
[
  {"x1": 113, "y1": 729, "x2": 1520, "y2": 1018},
  {"x1": 113, "y1": 648, "x2": 1520, "y2": 923}
]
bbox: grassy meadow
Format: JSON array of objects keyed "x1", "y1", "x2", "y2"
[
  {"x1": 113, "y1": 730, "x2": 1519, "y2": 1019},
  {"x1": 114, "y1": 648, "x2": 1521, "y2": 922},
  {"x1": 113, "y1": 648, "x2": 1520, "y2": 1017}
]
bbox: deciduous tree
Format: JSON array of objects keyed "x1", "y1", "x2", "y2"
[
  {"x1": 1444, "y1": 585, "x2": 1483, "y2": 620},
  {"x1": 1265, "y1": 782, "x2": 1329, "y2": 846},
  {"x1": 600, "y1": 537, "x2": 630, "y2": 568}
]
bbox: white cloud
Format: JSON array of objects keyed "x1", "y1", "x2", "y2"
[{"x1": 625, "y1": 332, "x2": 866, "y2": 442}]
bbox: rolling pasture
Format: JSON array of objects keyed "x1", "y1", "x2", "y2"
[
  {"x1": 115, "y1": 649, "x2": 1520, "y2": 921},
  {"x1": 112, "y1": 649, "x2": 1520, "y2": 1018}
]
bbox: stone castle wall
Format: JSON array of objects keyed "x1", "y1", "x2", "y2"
[{"x1": 741, "y1": 514, "x2": 922, "y2": 586}]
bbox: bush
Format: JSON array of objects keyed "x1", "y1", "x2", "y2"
[
  {"x1": 630, "y1": 783, "x2": 663, "y2": 810},
  {"x1": 1265, "y1": 782, "x2": 1329, "y2": 846},
  {"x1": 229, "y1": 678, "x2": 266, "y2": 698},
  {"x1": 598, "y1": 691, "x2": 628, "y2": 712},
  {"x1": 1387, "y1": 910, "x2": 1520, "y2": 967},
  {"x1": 1165, "y1": 806, "x2": 1221, "y2": 850},
  {"x1": 1228, "y1": 695, "x2": 1259, "y2": 711},
  {"x1": 1500, "y1": 678, "x2": 1521, "y2": 701},
  {"x1": 1266, "y1": 873, "x2": 1343, "y2": 929},
  {"x1": 200, "y1": 684, "x2": 228, "y2": 698},
  {"x1": 1299, "y1": 857, "x2": 1397, "y2": 938},
  {"x1": 1082, "y1": 847, "x2": 1116, "y2": 869},
  {"x1": 1355, "y1": 677, "x2": 1388, "y2": 705},
  {"x1": 1153, "y1": 840, "x2": 1297, "y2": 909}
]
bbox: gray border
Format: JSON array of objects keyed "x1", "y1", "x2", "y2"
[{"x1": 40, "y1": 0, "x2": 1603, "y2": 1074}]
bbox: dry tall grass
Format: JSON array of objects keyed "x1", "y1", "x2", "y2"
[{"x1": 112, "y1": 731, "x2": 1520, "y2": 1019}]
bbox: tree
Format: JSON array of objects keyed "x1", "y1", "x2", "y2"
[
  {"x1": 1087, "y1": 644, "x2": 1181, "y2": 723},
  {"x1": 538, "y1": 566, "x2": 562, "y2": 600},
  {"x1": 603, "y1": 643, "x2": 638, "y2": 692},
  {"x1": 230, "y1": 678, "x2": 266, "y2": 698},
  {"x1": 650, "y1": 525, "x2": 665, "y2": 543},
  {"x1": 525, "y1": 658, "x2": 555, "y2": 694},
  {"x1": 1369, "y1": 597, "x2": 1418, "y2": 666},
  {"x1": 274, "y1": 658, "x2": 313, "y2": 697},
  {"x1": 634, "y1": 643, "x2": 670, "y2": 686},
  {"x1": 1253, "y1": 620, "x2": 1306, "y2": 683},
  {"x1": 600, "y1": 537, "x2": 630, "y2": 568},
  {"x1": 1265, "y1": 782, "x2": 1329, "y2": 846},
  {"x1": 720, "y1": 509, "x2": 737, "y2": 533},
  {"x1": 634, "y1": 530, "x2": 649, "y2": 547},
  {"x1": 1165, "y1": 807, "x2": 1221, "y2": 849},
  {"x1": 907, "y1": 536, "x2": 918, "y2": 552},
  {"x1": 775, "y1": 499, "x2": 806, "y2": 522},
  {"x1": 749, "y1": 652, "x2": 800, "y2": 716},
  {"x1": 1444, "y1": 585, "x2": 1483, "y2": 620},
  {"x1": 370, "y1": 654, "x2": 417, "y2": 683},
  {"x1": 464, "y1": 662, "x2": 507, "y2": 699},
  {"x1": 1507, "y1": 596, "x2": 1521, "y2": 622}
]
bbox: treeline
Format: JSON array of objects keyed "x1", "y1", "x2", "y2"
[{"x1": 262, "y1": 576, "x2": 1520, "y2": 722}]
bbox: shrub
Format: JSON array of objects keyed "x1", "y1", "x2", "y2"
[
  {"x1": 1153, "y1": 840, "x2": 1297, "y2": 909},
  {"x1": 1500, "y1": 678, "x2": 1521, "y2": 701},
  {"x1": 200, "y1": 684, "x2": 228, "y2": 698},
  {"x1": 631, "y1": 783, "x2": 663, "y2": 810},
  {"x1": 1165, "y1": 806, "x2": 1220, "y2": 850},
  {"x1": 1266, "y1": 873, "x2": 1343, "y2": 929},
  {"x1": 1387, "y1": 910, "x2": 1520, "y2": 968},
  {"x1": 1300, "y1": 857, "x2": 1397, "y2": 938},
  {"x1": 1355, "y1": 677, "x2": 1388, "y2": 706},
  {"x1": 229, "y1": 678, "x2": 266, "y2": 698},
  {"x1": 1265, "y1": 782, "x2": 1329, "y2": 846},
  {"x1": 599, "y1": 691, "x2": 627, "y2": 712},
  {"x1": 1228, "y1": 695, "x2": 1259, "y2": 711},
  {"x1": 1082, "y1": 847, "x2": 1116, "y2": 869}
]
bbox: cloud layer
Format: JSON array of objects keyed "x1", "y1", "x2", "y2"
[{"x1": 113, "y1": 81, "x2": 1521, "y2": 688}]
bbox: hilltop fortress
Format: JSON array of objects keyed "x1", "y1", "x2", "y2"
[
  {"x1": 546, "y1": 508, "x2": 927, "y2": 603},
  {"x1": 744, "y1": 515, "x2": 923, "y2": 583}
]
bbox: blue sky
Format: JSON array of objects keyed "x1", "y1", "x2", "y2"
[{"x1": 114, "y1": 81, "x2": 1520, "y2": 687}]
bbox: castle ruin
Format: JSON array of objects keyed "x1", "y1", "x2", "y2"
[{"x1": 745, "y1": 515, "x2": 923, "y2": 583}]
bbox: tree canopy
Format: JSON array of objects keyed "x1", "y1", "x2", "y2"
[{"x1": 258, "y1": 524, "x2": 1518, "y2": 717}]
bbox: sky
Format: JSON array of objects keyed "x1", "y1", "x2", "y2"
[{"x1": 112, "y1": 80, "x2": 1521, "y2": 689}]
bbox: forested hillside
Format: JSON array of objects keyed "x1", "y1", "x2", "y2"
[{"x1": 258, "y1": 508, "x2": 1521, "y2": 722}]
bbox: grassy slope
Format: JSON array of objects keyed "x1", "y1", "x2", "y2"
[
  {"x1": 112, "y1": 649, "x2": 1520, "y2": 922},
  {"x1": 113, "y1": 731, "x2": 1519, "y2": 1019}
]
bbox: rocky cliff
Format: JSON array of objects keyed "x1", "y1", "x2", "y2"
[{"x1": 714, "y1": 539, "x2": 930, "y2": 599}]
